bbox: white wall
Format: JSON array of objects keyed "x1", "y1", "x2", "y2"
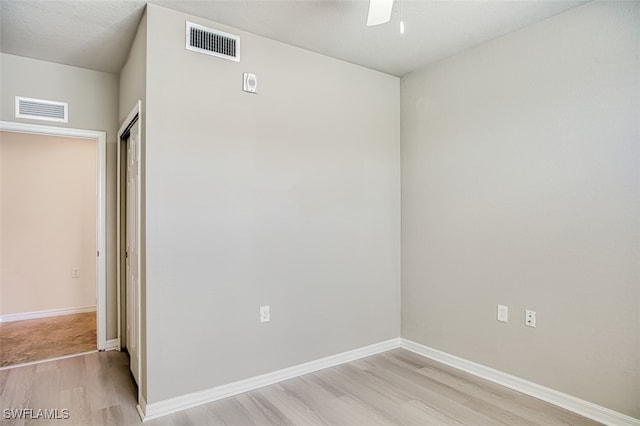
[
  {"x1": 143, "y1": 4, "x2": 400, "y2": 403},
  {"x1": 118, "y1": 9, "x2": 148, "y2": 398},
  {"x1": 119, "y1": 10, "x2": 147, "y2": 124},
  {"x1": 401, "y1": 1, "x2": 640, "y2": 418},
  {"x1": 0, "y1": 53, "x2": 119, "y2": 338},
  {"x1": 0, "y1": 132, "x2": 96, "y2": 315}
]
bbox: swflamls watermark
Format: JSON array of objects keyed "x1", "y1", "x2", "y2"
[{"x1": 3, "y1": 408, "x2": 70, "y2": 420}]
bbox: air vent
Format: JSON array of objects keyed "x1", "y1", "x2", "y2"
[
  {"x1": 15, "y1": 96, "x2": 68, "y2": 123},
  {"x1": 186, "y1": 22, "x2": 240, "y2": 62}
]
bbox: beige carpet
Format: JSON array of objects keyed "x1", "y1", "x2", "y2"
[{"x1": 0, "y1": 312, "x2": 96, "y2": 367}]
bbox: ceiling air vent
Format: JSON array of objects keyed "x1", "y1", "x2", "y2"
[
  {"x1": 15, "y1": 96, "x2": 68, "y2": 123},
  {"x1": 186, "y1": 21, "x2": 240, "y2": 62}
]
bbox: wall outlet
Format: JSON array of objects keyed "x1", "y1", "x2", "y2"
[
  {"x1": 260, "y1": 305, "x2": 270, "y2": 323},
  {"x1": 525, "y1": 309, "x2": 536, "y2": 327},
  {"x1": 497, "y1": 304, "x2": 508, "y2": 323},
  {"x1": 71, "y1": 267, "x2": 80, "y2": 278}
]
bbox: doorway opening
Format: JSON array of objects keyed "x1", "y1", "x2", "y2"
[{"x1": 0, "y1": 121, "x2": 107, "y2": 368}]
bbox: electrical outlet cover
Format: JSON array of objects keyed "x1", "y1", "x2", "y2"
[
  {"x1": 525, "y1": 309, "x2": 536, "y2": 327},
  {"x1": 497, "y1": 305, "x2": 508, "y2": 323},
  {"x1": 260, "y1": 305, "x2": 270, "y2": 323}
]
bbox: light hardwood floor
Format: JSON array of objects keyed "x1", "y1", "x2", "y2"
[{"x1": 0, "y1": 348, "x2": 601, "y2": 425}]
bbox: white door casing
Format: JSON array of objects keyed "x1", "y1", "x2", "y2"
[{"x1": 126, "y1": 118, "x2": 141, "y2": 385}]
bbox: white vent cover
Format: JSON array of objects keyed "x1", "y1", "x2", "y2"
[
  {"x1": 186, "y1": 22, "x2": 240, "y2": 62},
  {"x1": 15, "y1": 96, "x2": 68, "y2": 123}
]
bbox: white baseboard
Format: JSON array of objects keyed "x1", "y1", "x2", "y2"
[
  {"x1": 0, "y1": 306, "x2": 96, "y2": 323},
  {"x1": 137, "y1": 336, "x2": 638, "y2": 425},
  {"x1": 104, "y1": 338, "x2": 120, "y2": 352},
  {"x1": 136, "y1": 396, "x2": 147, "y2": 422},
  {"x1": 140, "y1": 338, "x2": 401, "y2": 421},
  {"x1": 400, "y1": 338, "x2": 640, "y2": 426}
]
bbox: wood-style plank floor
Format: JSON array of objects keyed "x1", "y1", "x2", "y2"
[
  {"x1": 0, "y1": 313, "x2": 96, "y2": 367},
  {"x1": 0, "y1": 348, "x2": 601, "y2": 425}
]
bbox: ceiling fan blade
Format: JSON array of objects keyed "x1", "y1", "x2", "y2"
[{"x1": 367, "y1": 0, "x2": 394, "y2": 26}]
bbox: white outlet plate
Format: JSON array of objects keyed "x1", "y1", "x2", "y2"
[
  {"x1": 525, "y1": 309, "x2": 536, "y2": 327},
  {"x1": 71, "y1": 267, "x2": 80, "y2": 278},
  {"x1": 497, "y1": 305, "x2": 508, "y2": 323},
  {"x1": 260, "y1": 305, "x2": 270, "y2": 323}
]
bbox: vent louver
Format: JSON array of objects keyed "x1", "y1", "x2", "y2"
[
  {"x1": 186, "y1": 22, "x2": 240, "y2": 62},
  {"x1": 15, "y1": 97, "x2": 68, "y2": 123}
]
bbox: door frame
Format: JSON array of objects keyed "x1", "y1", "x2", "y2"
[
  {"x1": 0, "y1": 120, "x2": 108, "y2": 350},
  {"x1": 116, "y1": 101, "x2": 142, "y2": 391}
]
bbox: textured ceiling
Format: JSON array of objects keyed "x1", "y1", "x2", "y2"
[{"x1": 0, "y1": 0, "x2": 589, "y2": 76}]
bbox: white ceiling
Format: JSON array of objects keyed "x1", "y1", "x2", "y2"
[{"x1": 1, "y1": 0, "x2": 589, "y2": 77}]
